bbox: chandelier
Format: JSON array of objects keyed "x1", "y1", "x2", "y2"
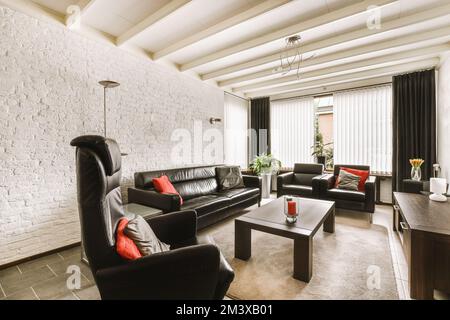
[{"x1": 273, "y1": 35, "x2": 312, "y2": 79}]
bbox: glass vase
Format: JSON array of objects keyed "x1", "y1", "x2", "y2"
[
  {"x1": 284, "y1": 196, "x2": 299, "y2": 223},
  {"x1": 411, "y1": 167, "x2": 422, "y2": 181}
]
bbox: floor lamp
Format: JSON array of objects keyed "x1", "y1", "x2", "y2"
[
  {"x1": 98, "y1": 80, "x2": 128, "y2": 156},
  {"x1": 99, "y1": 80, "x2": 120, "y2": 138}
]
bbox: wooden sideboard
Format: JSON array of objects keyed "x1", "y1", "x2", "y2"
[{"x1": 393, "y1": 192, "x2": 450, "y2": 300}]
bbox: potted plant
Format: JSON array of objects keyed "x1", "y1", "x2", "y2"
[
  {"x1": 311, "y1": 116, "x2": 332, "y2": 166},
  {"x1": 311, "y1": 132, "x2": 333, "y2": 166},
  {"x1": 250, "y1": 154, "x2": 281, "y2": 198}
]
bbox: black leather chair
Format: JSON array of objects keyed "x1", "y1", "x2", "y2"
[
  {"x1": 277, "y1": 163, "x2": 324, "y2": 198},
  {"x1": 71, "y1": 135, "x2": 234, "y2": 300},
  {"x1": 319, "y1": 165, "x2": 376, "y2": 222}
]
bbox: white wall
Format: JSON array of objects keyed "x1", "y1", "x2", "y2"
[
  {"x1": 438, "y1": 54, "x2": 450, "y2": 185},
  {"x1": 0, "y1": 7, "x2": 224, "y2": 265}
]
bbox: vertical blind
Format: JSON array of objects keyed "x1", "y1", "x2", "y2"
[
  {"x1": 334, "y1": 85, "x2": 393, "y2": 173},
  {"x1": 224, "y1": 93, "x2": 249, "y2": 168},
  {"x1": 271, "y1": 97, "x2": 315, "y2": 168}
]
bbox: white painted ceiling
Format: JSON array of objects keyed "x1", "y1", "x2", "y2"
[{"x1": 24, "y1": 0, "x2": 450, "y2": 98}]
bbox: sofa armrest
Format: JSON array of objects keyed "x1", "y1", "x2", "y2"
[
  {"x1": 364, "y1": 176, "x2": 376, "y2": 213},
  {"x1": 312, "y1": 175, "x2": 325, "y2": 198},
  {"x1": 147, "y1": 210, "x2": 197, "y2": 245},
  {"x1": 96, "y1": 244, "x2": 220, "y2": 300},
  {"x1": 128, "y1": 187, "x2": 181, "y2": 212},
  {"x1": 242, "y1": 175, "x2": 261, "y2": 189},
  {"x1": 277, "y1": 172, "x2": 294, "y2": 198},
  {"x1": 242, "y1": 175, "x2": 262, "y2": 201},
  {"x1": 321, "y1": 174, "x2": 336, "y2": 189}
]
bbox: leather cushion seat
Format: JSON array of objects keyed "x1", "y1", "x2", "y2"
[
  {"x1": 215, "y1": 188, "x2": 259, "y2": 205},
  {"x1": 283, "y1": 184, "x2": 313, "y2": 196},
  {"x1": 326, "y1": 188, "x2": 366, "y2": 202},
  {"x1": 181, "y1": 195, "x2": 230, "y2": 216}
]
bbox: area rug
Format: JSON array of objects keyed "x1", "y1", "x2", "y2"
[{"x1": 209, "y1": 209, "x2": 399, "y2": 300}]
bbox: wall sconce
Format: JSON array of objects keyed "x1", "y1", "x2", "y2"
[{"x1": 209, "y1": 117, "x2": 222, "y2": 125}]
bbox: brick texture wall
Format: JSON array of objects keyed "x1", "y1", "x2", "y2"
[{"x1": 0, "y1": 7, "x2": 224, "y2": 265}]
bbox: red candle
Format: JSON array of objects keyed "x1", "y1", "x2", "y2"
[{"x1": 287, "y1": 201, "x2": 297, "y2": 215}]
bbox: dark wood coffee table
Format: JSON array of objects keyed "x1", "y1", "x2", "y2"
[{"x1": 235, "y1": 197, "x2": 335, "y2": 282}]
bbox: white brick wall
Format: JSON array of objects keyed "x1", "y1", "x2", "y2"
[{"x1": 0, "y1": 7, "x2": 224, "y2": 265}]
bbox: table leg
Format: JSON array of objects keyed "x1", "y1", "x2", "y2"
[
  {"x1": 294, "y1": 237, "x2": 312, "y2": 282},
  {"x1": 235, "y1": 221, "x2": 251, "y2": 260},
  {"x1": 323, "y1": 207, "x2": 335, "y2": 233}
]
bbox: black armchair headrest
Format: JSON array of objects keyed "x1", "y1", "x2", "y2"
[
  {"x1": 71, "y1": 135, "x2": 121, "y2": 176},
  {"x1": 293, "y1": 163, "x2": 324, "y2": 174}
]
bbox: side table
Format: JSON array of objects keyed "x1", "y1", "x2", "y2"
[{"x1": 81, "y1": 203, "x2": 163, "y2": 264}]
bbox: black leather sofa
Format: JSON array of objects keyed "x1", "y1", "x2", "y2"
[
  {"x1": 277, "y1": 163, "x2": 324, "y2": 198},
  {"x1": 319, "y1": 165, "x2": 376, "y2": 221},
  {"x1": 128, "y1": 166, "x2": 261, "y2": 230},
  {"x1": 71, "y1": 136, "x2": 234, "y2": 299}
]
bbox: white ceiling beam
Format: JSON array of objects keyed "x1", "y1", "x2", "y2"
[
  {"x1": 246, "y1": 58, "x2": 440, "y2": 98},
  {"x1": 0, "y1": 0, "x2": 65, "y2": 24},
  {"x1": 179, "y1": 0, "x2": 396, "y2": 71},
  {"x1": 270, "y1": 76, "x2": 393, "y2": 100},
  {"x1": 235, "y1": 43, "x2": 450, "y2": 92},
  {"x1": 116, "y1": 0, "x2": 191, "y2": 47},
  {"x1": 219, "y1": 26, "x2": 450, "y2": 87},
  {"x1": 65, "y1": 0, "x2": 97, "y2": 28},
  {"x1": 77, "y1": 0, "x2": 97, "y2": 15},
  {"x1": 153, "y1": 0, "x2": 291, "y2": 60},
  {"x1": 204, "y1": 2, "x2": 450, "y2": 81}
]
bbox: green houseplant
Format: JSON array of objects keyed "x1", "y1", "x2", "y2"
[
  {"x1": 311, "y1": 117, "x2": 333, "y2": 167},
  {"x1": 250, "y1": 154, "x2": 281, "y2": 199},
  {"x1": 250, "y1": 153, "x2": 281, "y2": 175}
]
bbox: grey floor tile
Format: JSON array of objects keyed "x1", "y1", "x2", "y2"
[
  {"x1": 47, "y1": 254, "x2": 94, "y2": 283},
  {"x1": 2, "y1": 288, "x2": 38, "y2": 300},
  {"x1": 1, "y1": 265, "x2": 55, "y2": 296},
  {"x1": 32, "y1": 272, "x2": 90, "y2": 300},
  {"x1": 74, "y1": 285, "x2": 101, "y2": 300},
  {"x1": 0, "y1": 284, "x2": 5, "y2": 299},
  {"x1": 18, "y1": 254, "x2": 64, "y2": 274},
  {"x1": 54, "y1": 291, "x2": 79, "y2": 300},
  {"x1": 58, "y1": 246, "x2": 81, "y2": 259},
  {"x1": 0, "y1": 266, "x2": 21, "y2": 280}
]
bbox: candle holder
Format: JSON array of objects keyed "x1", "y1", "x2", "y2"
[{"x1": 284, "y1": 196, "x2": 300, "y2": 223}]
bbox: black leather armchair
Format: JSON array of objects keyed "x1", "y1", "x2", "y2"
[
  {"x1": 71, "y1": 135, "x2": 234, "y2": 300},
  {"x1": 277, "y1": 163, "x2": 324, "y2": 198},
  {"x1": 319, "y1": 165, "x2": 376, "y2": 222}
]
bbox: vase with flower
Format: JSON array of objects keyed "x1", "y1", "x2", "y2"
[{"x1": 409, "y1": 158, "x2": 424, "y2": 181}]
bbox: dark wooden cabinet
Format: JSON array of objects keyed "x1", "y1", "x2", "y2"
[{"x1": 393, "y1": 192, "x2": 450, "y2": 300}]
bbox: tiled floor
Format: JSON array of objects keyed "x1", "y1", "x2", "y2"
[
  {"x1": 0, "y1": 197, "x2": 446, "y2": 300},
  {"x1": 0, "y1": 246, "x2": 100, "y2": 300}
]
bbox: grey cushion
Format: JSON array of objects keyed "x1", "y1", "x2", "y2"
[
  {"x1": 216, "y1": 166, "x2": 245, "y2": 191},
  {"x1": 124, "y1": 215, "x2": 170, "y2": 256},
  {"x1": 336, "y1": 170, "x2": 360, "y2": 191}
]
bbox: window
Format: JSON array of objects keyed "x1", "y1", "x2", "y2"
[
  {"x1": 314, "y1": 95, "x2": 334, "y2": 170},
  {"x1": 333, "y1": 85, "x2": 392, "y2": 173},
  {"x1": 271, "y1": 97, "x2": 315, "y2": 168},
  {"x1": 224, "y1": 93, "x2": 249, "y2": 168}
]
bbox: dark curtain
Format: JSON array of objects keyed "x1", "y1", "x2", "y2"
[
  {"x1": 250, "y1": 97, "x2": 271, "y2": 161},
  {"x1": 392, "y1": 69, "x2": 436, "y2": 192}
]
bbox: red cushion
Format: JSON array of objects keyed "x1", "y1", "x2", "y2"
[
  {"x1": 116, "y1": 218, "x2": 142, "y2": 260},
  {"x1": 335, "y1": 167, "x2": 370, "y2": 191},
  {"x1": 152, "y1": 175, "x2": 183, "y2": 205}
]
